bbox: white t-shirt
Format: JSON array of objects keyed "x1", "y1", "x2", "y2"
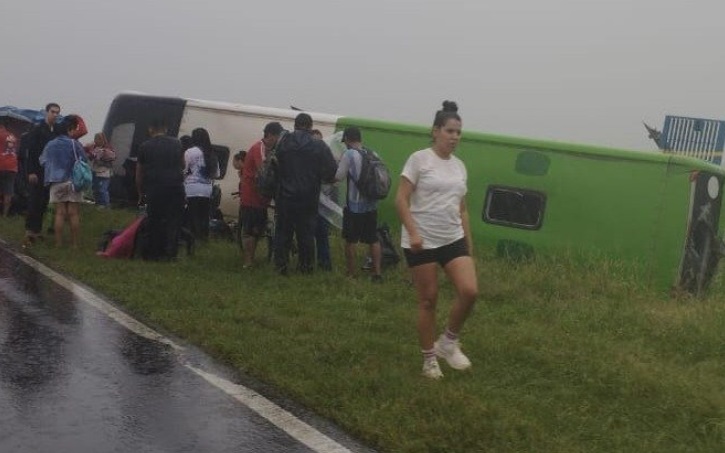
[
  {"x1": 184, "y1": 146, "x2": 213, "y2": 198},
  {"x1": 400, "y1": 148, "x2": 467, "y2": 249}
]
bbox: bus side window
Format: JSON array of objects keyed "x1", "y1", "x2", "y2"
[
  {"x1": 211, "y1": 144, "x2": 230, "y2": 179},
  {"x1": 483, "y1": 186, "x2": 546, "y2": 230},
  {"x1": 109, "y1": 123, "x2": 136, "y2": 176}
]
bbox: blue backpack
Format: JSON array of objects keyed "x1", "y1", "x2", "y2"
[{"x1": 71, "y1": 141, "x2": 92, "y2": 192}]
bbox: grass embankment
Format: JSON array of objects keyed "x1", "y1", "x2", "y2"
[{"x1": 2, "y1": 206, "x2": 725, "y2": 452}]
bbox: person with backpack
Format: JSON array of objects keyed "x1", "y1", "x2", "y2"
[
  {"x1": 39, "y1": 115, "x2": 88, "y2": 249},
  {"x1": 334, "y1": 127, "x2": 383, "y2": 282},
  {"x1": 240, "y1": 122, "x2": 283, "y2": 268},
  {"x1": 274, "y1": 113, "x2": 337, "y2": 275},
  {"x1": 395, "y1": 101, "x2": 478, "y2": 380}
]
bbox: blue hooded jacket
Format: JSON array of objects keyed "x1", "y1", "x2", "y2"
[{"x1": 39, "y1": 135, "x2": 87, "y2": 186}]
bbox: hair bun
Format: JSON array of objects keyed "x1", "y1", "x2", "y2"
[{"x1": 441, "y1": 100, "x2": 458, "y2": 113}]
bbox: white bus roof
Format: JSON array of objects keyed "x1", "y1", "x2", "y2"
[{"x1": 185, "y1": 97, "x2": 342, "y2": 124}]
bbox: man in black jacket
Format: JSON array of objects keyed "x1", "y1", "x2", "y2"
[
  {"x1": 274, "y1": 113, "x2": 337, "y2": 274},
  {"x1": 135, "y1": 119, "x2": 185, "y2": 261},
  {"x1": 23, "y1": 103, "x2": 60, "y2": 246}
]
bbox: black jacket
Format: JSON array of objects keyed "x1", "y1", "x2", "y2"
[
  {"x1": 25, "y1": 122, "x2": 57, "y2": 177},
  {"x1": 276, "y1": 130, "x2": 337, "y2": 210}
]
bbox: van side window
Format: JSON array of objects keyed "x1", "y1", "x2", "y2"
[
  {"x1": 211, "y1": 144, "x2": 230, "y2": 179},
  {"x1": 109, "y1": 123, "x2": 135, "y2": 175},
  {"x1": 483, "y1": 186, "x2": 546, "y2": 230}
]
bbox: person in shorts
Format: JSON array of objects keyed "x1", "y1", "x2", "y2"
[
  {"x1": 239, "y1": 122, "x2": 283, "y2": 268},
  {"x1": 335, "y1": 126, "x2": 382, "y2": 282},
  {"x1": 39, "y1": 114, "x2": 88, "y2": 248},
  {"x1": 395, "y1": 101, "x2": 478, "y2": 379}
]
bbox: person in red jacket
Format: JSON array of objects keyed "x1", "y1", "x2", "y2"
[
  {"x1": 240, "y1": 122, "x2": 283, "y2": 268},
  {"x1": 0, "y1": 132, "x2": 19, "y2": 216}
]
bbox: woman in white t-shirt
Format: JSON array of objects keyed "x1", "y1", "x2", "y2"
[
  {"x1": 395, "y1": 100, "x2": 478, "y2": 379},
  {"x1": 184, "y1": 128, "x2": 218, "y2": 241}
]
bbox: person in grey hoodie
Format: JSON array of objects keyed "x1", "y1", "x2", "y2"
[{"x1": 274, "y1": 113, "x2": 337, "y2": 275}]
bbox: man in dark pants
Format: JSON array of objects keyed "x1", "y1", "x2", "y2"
[
  {"x1": 135, "y1": 120, "x2": 185, "y2": 261},
  {"x1": 23, "y1": 103, "x2": 60, "y2": 246},
  {"x1": 274, "y1": 113, "x2": 337, "y2": 274}
]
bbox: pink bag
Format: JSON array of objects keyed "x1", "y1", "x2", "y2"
[{"x1": 97, "y1": 215, "x2": 145, "y2": 259}]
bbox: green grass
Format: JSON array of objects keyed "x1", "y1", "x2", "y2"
[{"x1": 3, "y1": 205, "x2": 725, "y2": 452}]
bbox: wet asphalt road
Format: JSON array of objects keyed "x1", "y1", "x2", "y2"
[{"x1": 0, "y1": 246, "x2": 373, "y2": 453}]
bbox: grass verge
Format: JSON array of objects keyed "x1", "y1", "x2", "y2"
[{"x1": 2, "y1": 205, "x2": 725, "y2": 452}]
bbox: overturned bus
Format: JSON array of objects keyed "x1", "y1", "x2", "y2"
[{"x1": 103, "y1": 92, "x2": 725, "y2": 294}]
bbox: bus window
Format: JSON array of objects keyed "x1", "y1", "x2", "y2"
[
  {"x1": 211, "y1": 144, "x2": 230, "y2": 179},
  {"x1": 483, "y1": 186, "x2": 546, "y2": 230}
]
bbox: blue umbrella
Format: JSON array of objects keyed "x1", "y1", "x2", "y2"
[{"x1": 0, "y1": 106, "x2": 46, "y2": 124}]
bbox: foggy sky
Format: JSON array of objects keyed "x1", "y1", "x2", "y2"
[{"x1": 2, "y1": 0, "x2": 723, "y2": 151}]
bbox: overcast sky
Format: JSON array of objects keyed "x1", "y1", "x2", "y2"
[{"x1": 2, "y1": 0, "x2": 723, "y2": 151}]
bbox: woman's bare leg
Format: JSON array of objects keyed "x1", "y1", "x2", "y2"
[
  {"x1": 443, "y1": 256, "x2": 478, "y2": 334},
  {"x1": 411, "y1": 262, "x2": 439, "y2": 350},
  {"x1": 2, "y1": 194, "x2": 11, "y2": 217},
  {"x1": 68, "y1": 202, "x2": 80, "y2": 249},
  {"x1": 54, "y1": 203, "x2": 68, "y2": 247}
]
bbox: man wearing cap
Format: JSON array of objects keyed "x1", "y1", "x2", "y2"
[
  {"x1": 335, "y1": 127, "x2": 383, "y2": 282},
  {"x1": 274, "y1": 113, "x2": 337, "y2": 275},
  {"x1": 240, "y1": 122, "x2": 283, "y2": 268}
]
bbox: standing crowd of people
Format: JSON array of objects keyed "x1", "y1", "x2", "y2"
[
  {"x1": 10, "y1": 103, "x2": 118, "y2": 249},
  {"x1": 233, "y1": 103, "x2": 478, "y2": 379},
  {"x1": 6, "y1": 100, "x2": 479, "y2": 379}
]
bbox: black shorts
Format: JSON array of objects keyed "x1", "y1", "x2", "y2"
[
  {"x1": 0, "y1": 171, "x2": 15, "y2": 195},
  {"x1": 342, "y1": 208, "x2": 378, "y2": 244},
  {"x1": 403, "y1": 237, "x2": 469, "y2": 268},
  {"x1": 241, "y1": 206, "x2": 268, "y2": 238}
]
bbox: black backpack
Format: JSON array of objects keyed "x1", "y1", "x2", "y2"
[
  {"x1": 354, "y1": 148, "x2": 391, "y2": 200},
  {"x1": 255, "y1": 130, "x2": 289, "y2": 198},
  {"x1": 377, "y1": 223, "x2": 400, "y2": 267}
]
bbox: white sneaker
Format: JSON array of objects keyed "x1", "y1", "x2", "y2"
[
  {"x1": 421, "y1": 358, "x2": 443, "y2": 379},
  {"x1": 435, "y1": 338, "x2": 471, "y2": 370}
]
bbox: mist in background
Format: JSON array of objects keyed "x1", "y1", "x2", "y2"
[{"x1": 2, "y1": 0, "x2": 722, "y2": 151}]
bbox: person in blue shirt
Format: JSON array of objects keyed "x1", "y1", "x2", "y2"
[
  {"x1": 334, "y1": 127, "x2": 383, "y2": 282},
  {"x1": 39, "y1": 114, "x2": 87, "y2": 248}
]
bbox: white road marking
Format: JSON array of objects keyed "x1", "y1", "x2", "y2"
[
  {"x1": 5, "y1": 246, "x2": 353, "y2": 453},
  {"x1": 188, "y1": 365, "x2": 352, "y2": 453}
]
